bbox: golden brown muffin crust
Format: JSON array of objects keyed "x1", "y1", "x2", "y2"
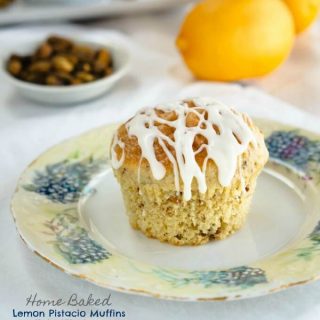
[{"x1": 112, "y1": 99, "x2": 262, "y2": 172}]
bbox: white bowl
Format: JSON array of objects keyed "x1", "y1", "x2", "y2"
[{"x1": 2, "y1": 39, "x2": 130, "y2": 105}]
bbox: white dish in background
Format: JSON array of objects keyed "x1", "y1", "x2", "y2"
[
  {"x1": 0, "y1": 0, "x2": 194, "y2": 25},
  {"x1": 1, "y1": 39, "x2": 130, "y2": 105}
]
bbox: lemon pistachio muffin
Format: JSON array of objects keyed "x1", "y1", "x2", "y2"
[{"x1": 110, "y1": 97, "x2": 268, "y2": 246}]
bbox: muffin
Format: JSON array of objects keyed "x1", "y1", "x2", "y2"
[{"x1": 110, "y1": 97, "x2": 269, "y2": 246}]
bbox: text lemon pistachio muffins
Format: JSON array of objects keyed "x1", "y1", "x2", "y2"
[{"x1": 110, "y1": 98, "x2": 268, "y2": 245}]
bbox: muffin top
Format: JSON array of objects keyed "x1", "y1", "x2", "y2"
[{"x1": 111, "y1": 97, "x2": 264, "y2": 200}]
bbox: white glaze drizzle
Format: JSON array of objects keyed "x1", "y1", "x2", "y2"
[
  {"x1": 110, "y1": 133, "x2": 125, "y2": 169},
  {"x1": 111, "y1": 97, "x2": 256, "y2": 201}
]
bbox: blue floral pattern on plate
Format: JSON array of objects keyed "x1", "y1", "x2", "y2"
[
  {"x1": 266, "y1": 130, "x2": 320, "y2": 260},
  {"x1": 266, "y1": 130, "x2": 320, "y2": 176},
  {"x1": 24, "y1": 157, "x2": 103, "y2": 203},
  {"x1": 154, "y1": 266, "x2": 267, "y2": 288},
  {"x1": 45, "y1": 208, "x2": 111, "y2": 264}
]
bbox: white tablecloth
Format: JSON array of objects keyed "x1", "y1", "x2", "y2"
[{"x1": 1, "y1": 11, "x2": 320, "y2": 320}]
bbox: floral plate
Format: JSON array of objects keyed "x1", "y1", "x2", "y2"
[{"x1": 11, "y1": 120, "x2": 320, "y2": 301}]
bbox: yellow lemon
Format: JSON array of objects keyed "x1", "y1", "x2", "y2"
[
  {"x1": 283, "y1": 0, "x2": 320, "y2": 33},
  {"x1": 176, "y1": 0, "x2": 295, "y2": 81}
]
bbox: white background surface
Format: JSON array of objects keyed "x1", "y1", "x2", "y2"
[{"x1": 1, "y1": 8, "x2": 320, "y2": 320}]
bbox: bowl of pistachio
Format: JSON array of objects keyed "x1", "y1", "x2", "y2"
[{"x1": 3, "y1": 35, "x2": 130, "y2": 105}]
